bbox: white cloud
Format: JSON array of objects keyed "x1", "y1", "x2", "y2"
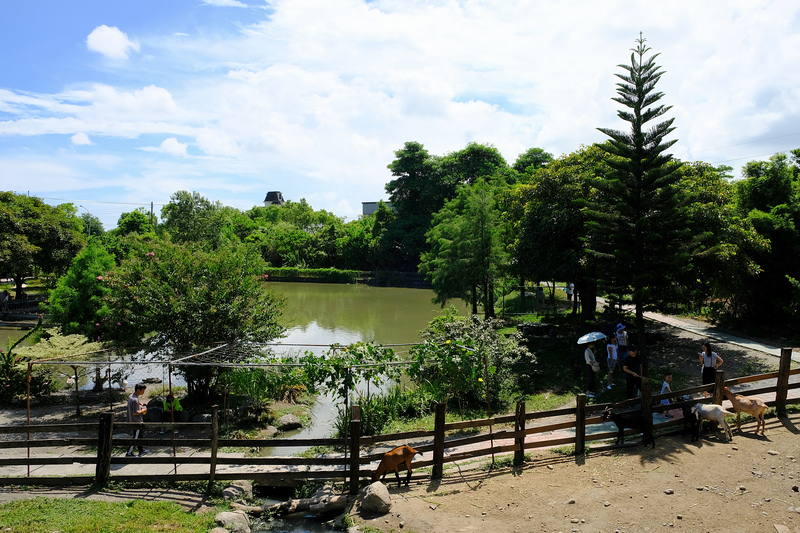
[
  {"x1": 71, "y1": 132, "x2": 93, "y2": 145},
  {"x1": 86, "y1": 25, "x2": 140, "y2": 60},
  {"x1": 141, "y1": 137, "x2": 189, "y2": 156}
]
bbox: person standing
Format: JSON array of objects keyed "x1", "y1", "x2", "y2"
[
  {"x1": 606, "y1": 336, "x2": 618, "y2": 390},
  {"x1": 622, "y1": 345, "x2": 642, "y2": 399},
  {"x1": 565, "y1": 282, "x2": 574, "y2": 302},
  {"x1": 126, "y1": 383, "x2": 148, "y2": 457},
  {"x1": 615, "y1": 323, "x2": 629, "y2": 360},
  {"x1": 584, "y1": 342, "x2": 599, "y2": 398},
  {"x1": 699, "y1": 341, "x2": 723, "y2": 397},
  {"x1": 161, "y1": 393, "x2": 183, "y2": 434}
]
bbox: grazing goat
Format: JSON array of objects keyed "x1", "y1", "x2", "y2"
[
  {"x1": 372, "y1": 445, "x2": 420, "y2": 487},
  {"x1": 691, "y1": 404, "x2": 734, "y2": 442},
  {"x1": 601, "y1": 407, "x2": 655, "y2": 448},
  {"x1": 723, "y1": 387, "x2": 768, "y2": 435}
]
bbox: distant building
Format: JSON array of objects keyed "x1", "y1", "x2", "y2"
[
  {"x1": 362, "y1": 201, "x2": 393, "y2": 217},
  {"x1": 264, "y1": 191, "x2": 286, "y2": 206}
]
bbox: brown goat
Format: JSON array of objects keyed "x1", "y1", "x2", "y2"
[
  {"x1": 723, "y1": 387, "x2": 768, "y2": 435},
  {"x1": 372, "y1": 445, "x2": 420, "y2": 487}
]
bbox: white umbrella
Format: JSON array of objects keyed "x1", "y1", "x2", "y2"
[{"x1": 577, "y1": 332, "x2": 607, "y2": 344}]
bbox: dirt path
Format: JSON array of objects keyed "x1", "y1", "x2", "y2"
[{"x1": 354, "y1": 411, "x2": 800, "y2": 532}]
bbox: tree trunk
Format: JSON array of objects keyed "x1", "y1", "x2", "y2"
[
  {"x1": 636, "y1": 302, "x2": 647, "y2": 377},
  {"x1": 471, "y1": 285, "x2": 478, "y2": 315}
]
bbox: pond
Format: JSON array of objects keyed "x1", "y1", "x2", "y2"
[{"x1": 259, "y1": 282, "x2": 468, "y2": 455}]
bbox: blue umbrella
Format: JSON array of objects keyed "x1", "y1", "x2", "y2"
[{"x1": 577, "y1": 331, "x2": 607, "y2": 344}]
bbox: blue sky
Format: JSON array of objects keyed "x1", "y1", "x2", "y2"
[{"x1": 2, "y1": 1, "x2": 800, "y2": 229}]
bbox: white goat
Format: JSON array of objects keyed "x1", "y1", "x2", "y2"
[
  {"x1": 691, "y1": 403, "x2": 735, "y2": 442},
  {"x1": 723, "y1": 387, "x2": 768, "y2": 435}
]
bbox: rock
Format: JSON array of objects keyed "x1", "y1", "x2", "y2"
[
  {"x1": 664, "y1": 489, "x2": 674, "y2": 495},
  {"x1": 566, "y1": 498, "x2": 576, "y2": 504},
  {"x1": 604, "y1": 501, "x2": 611, "y2": 507},
  {"x1": 223, "y1": 480, "x2": 254, "y2": 500},
  {"x1": 793, "y1": 485, "x2": 799, "y2": 492},
  {"x1": 361, "y1": 482, "x2": 392, "y2": 514},
  {"x1": 262, "y1": 425, "x2": 279, "y2": 438},
  {"x1": 192, "y1": 413, "x2": 212, "y2": 423},
  {"x1": 768, "y1": 450, "x2": 780, "y2": 456},
  {"x1": 277, "y1": 413, "x2": 302, "y2": 431},
  {"x1": 210, "y1": 528, "x2": 229, "y2": 533},
  {"x1": 215, "y1": 510, "x2": 251, "y2": 533},
  {"x1": 739, "y1": 486, "x2": 747, "y2": 491}
]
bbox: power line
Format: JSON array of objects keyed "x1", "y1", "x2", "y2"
[{"x1": 688, "y1": 132, "x2": 800, "y2": 154}]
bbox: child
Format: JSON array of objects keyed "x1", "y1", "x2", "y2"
[{"x1": 660, "y1": 372, "x2": 673, "y2": 417}]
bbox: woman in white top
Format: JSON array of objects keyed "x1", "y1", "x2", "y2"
[
  {"x1": 606, "y1": 337, "x2": 618, "y2": 390},
  {"x1": 699, "y1": 341, "x2": 723, "y2": 397},
  {"x1": 584, "y1": 342, "x2": 598, "y2": 398}
]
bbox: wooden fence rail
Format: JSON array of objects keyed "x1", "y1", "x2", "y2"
[{"x1": 1, "y1": 349, "x2": 798, "y2": 490}]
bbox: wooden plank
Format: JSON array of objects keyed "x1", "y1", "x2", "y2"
[
  {"x1": 0, "y1": 424, "x2": 94, "y2": 435},
  {"x1": 445, "y1": 413, "x2": 516, "y2": 430},
  {"x1": 0, "y1": 457, "x2": 75, "y2": 466},
  {"x1": 525, "y1": 420, "x2": 576, "y2": 434},
  {"x1": 523, "y1": 435, "x2": 574, "y2": 450},
  {"x1": 441, "y1": 428, "x2": 520, "y2": 448},
  {"x1": 216, "y1": 438, "x2": 344, "y2": 447},
  {"x1": 525, "y1": 407, "x2": 575, "y2": 420},
  {"x1": 360, "y1": 430, "x2": 432, "y2": 446}
]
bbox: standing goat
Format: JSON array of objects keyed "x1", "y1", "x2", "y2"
[
  {"x1": 372, "y1": 445, "x2": 420, "y2": 487},
  {"x1": 691, "y1": 404, "x2": 734, "y2": 442},
  {"x1": 723, "y1": 387, "x2": 768, "y2": 435},
  {"x1": 601, "y1": 406, "x2": 655, "y2": 448}
]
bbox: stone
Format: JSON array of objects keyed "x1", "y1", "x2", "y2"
[
  {"x1": 277, "y1": 413, "x2": 303, "y2": 431},
  {"x1": 361, "y1": 482, "x2": 392, "y2": 514},
  {"x1": 604, "y1": 501, "x2": 611, "y2": 507},
  {"x1": 664, "y1": 489, "x2": 674, "y2": 495},
  {"x1": 768, "y1": 450, "x2": 779, "y2": 455},
  {"x1": 793, "y1": 485, "x2": 799, "y2": 492},
  {"x1": 210, "y1": 528, "x2": 229, "y2": 533},
  {"x1": 566, "y1": 498, "x2": 576, "y2": 504},
  {"x1": 192, "y1": 413, "x2": 212, "y2": 423},
  {"x1": 223, "y1": 480, "x2": 253, "y2": 500},
  {"x1": 262, "y1": 425, "x2": 279, "y2": 438},
  {"x1": 215, "y1": 510, "x2": 251, "y2": 533}
]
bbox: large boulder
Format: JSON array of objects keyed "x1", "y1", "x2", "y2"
[
  {"x1": 277, "y1": 413, "x2": 302, "y2": 431},
  {"x1": 361, "y1": 482, "x2": 391, "y2": 514},
  {"x1": 215, "y1": 510, "x2": 250, "y2": 533}
]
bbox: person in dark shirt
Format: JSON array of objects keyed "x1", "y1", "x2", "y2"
[
  {"x1": 622, "y1": 345, "x2": 642, "y2": 399},
  {"x1": 126, "y1": 383, "x2": 148, "y2": 457}
]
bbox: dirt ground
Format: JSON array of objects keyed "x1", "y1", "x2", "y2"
[{"x1": 353, "y1": 410, "x2": 800, "y2": 533}]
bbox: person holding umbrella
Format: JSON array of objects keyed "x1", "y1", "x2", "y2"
[{"x1": 577, "y1": 332, "x2": 605, "y2": 399}]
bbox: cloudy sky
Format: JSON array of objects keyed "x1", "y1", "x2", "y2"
[{"x1": 2, "y1": 1, "x2": 799, "y2": 229}]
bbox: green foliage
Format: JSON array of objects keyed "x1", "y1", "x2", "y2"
[
  {"x1": 421, "y1": 179, "x2": 508, "y2": 318},
  {"x1": 98, "y1": 240, "x2": 285, "y2": 399},
  {"x1": 513, "y1": 147, "x2": 554, "y2": 174},
  {"x1": 407, "y1": 309, "x2": 533, "y2": 414},
  {"x1": 160, "y1": 190, "x2": 227, "y2": 247},
  {"x1": 114, "y1": 208, "x2": 156, "y2": 237},
  {"x1": 0, "y1": 191, "x2": 84, "y2": 294},
  {"x1": 44, "y1": 240, "x2": 116, "y2": 337},
  {"x1": 0, "y1": 497, "x2": 218, "y2": 532}
]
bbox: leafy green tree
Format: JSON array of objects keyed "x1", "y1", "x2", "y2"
[
  {"x1": 45, "y1": 240, "x2": 116, "y2": 337},
  {"x1": 383, "y1": 142, "x2": 455, "y2": 271},
  {"x1": 0, "y1": 192, "x2": 84, "y2": 295},
  {"x1": 590, "y1": 35, "x2": 689, "y2": 361},
  {"x1": 100, "y1": 240, "x2": 285, "y2": 399},
  {"x1": 115, "y1": 208, "x2": 156, "y2": 236},
  {"x1": 160, "y1": 190, "x2": 226, "y2": 247},
  {"x1": 442, "y1": 142, "x2": 509, "y2": 185},
  {"x1": 79, "y1": 212, "x2": 104, "y2": 237},
  {"x1": 512, "y1": 147, "x2": 554, "y2": 174},
  {"x1": 508, "y1": 145, "x2": 607, "y2": 318},
  {"x1": 421, "y1": 179, "x2": 508, "y2": 318}
]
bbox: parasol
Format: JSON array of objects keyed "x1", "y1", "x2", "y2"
[{"x1": 577, "y1": 331, "x2": 607, "y2": 345}]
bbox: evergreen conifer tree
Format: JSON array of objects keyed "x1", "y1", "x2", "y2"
[{"x1": 589, "y1": 34, "x2": 689, "y2": 369}]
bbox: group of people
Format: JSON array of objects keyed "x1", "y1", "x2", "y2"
[{"x1": 583, "y1": 324, "x2": 724, "y2": 402}]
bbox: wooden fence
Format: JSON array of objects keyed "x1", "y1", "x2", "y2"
[{"x1": 1, "y1": 348, "x2": 797, "y2": 493}]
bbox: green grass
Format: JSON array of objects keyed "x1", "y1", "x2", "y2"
[{"x1": 0, "y1": 497, "x2": 218, "y2": 533}]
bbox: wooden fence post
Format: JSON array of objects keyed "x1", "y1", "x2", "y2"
[
  {"x1": 641, "y1": 379, "x2": 652, "y2": 418},
  {"x1": 349, "y1": 405, "x2": 361, "y2": 495},
  {"x1": 776, "y1": 348, "x2": 793, "y2": 415},
  {"x1": 208, "y1": 406, "x2": 219, "y2": 487},
  {"x1": 432, "y1": 402, "x2": 446, "y2": 479},
  {"x1": 95, "y1": 412, "x2": 114, "y2": 484},
  {"x1": 514, "y1": 400, "x2": 525, "y2": 466},
  {"x1": 713, "y1": 370, "x2": 725, "y2": 405},
  {"x1": 575, "y1": 394, "x2": 586, "y2": 455}
]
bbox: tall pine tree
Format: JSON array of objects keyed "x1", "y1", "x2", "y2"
[{"x1": 589, "y1": 34, "x2": 689, "y2": 369}]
